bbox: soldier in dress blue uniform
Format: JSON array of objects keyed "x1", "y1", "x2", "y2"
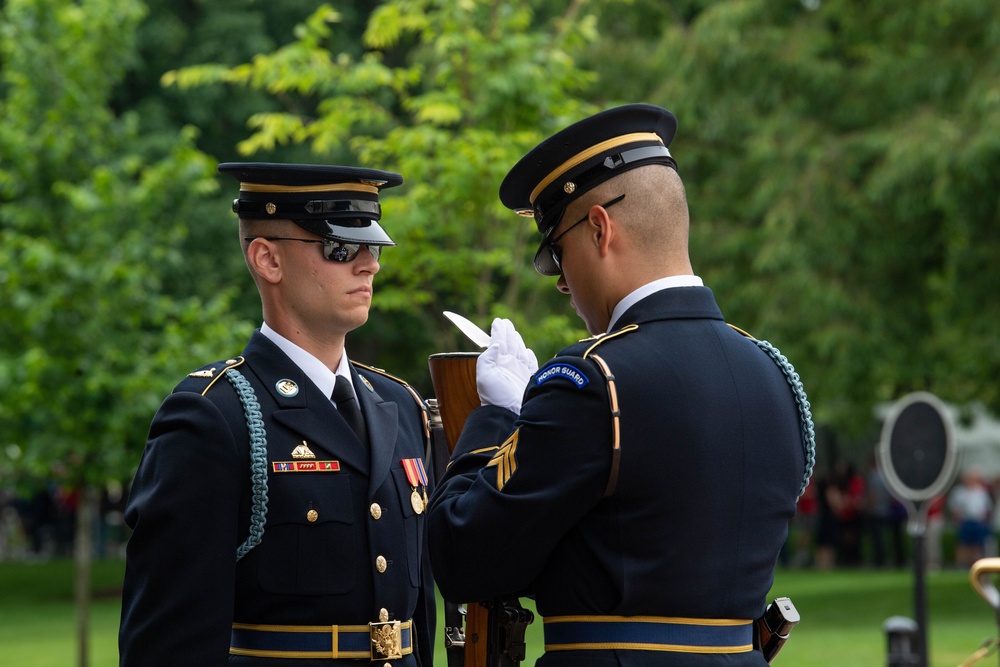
[
  {"x1": 119, "y1": 163, "x2": 436, "y2": 667},
  {"x1": 427, "y1": 105, "x2": 814, "y2": 665}
]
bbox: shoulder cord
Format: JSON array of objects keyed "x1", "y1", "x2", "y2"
[
  {"x1": 751, "y1": 339, "x2": 817, "y2": 498},
  {"x1": 225, "y1": 368, "x2": 269, "y2": 561}
]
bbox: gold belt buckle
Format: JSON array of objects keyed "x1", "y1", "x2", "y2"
[{"x1": 369, "y1": 620, "x2": 402, "y2": 661}]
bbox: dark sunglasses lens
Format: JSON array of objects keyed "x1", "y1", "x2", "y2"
[
  {"x1": 324, "y1": 241, "x2": 359, "y2": 262},
  {"x1": 322, "y1": 241, "x2": 380, "y2": 263},
  {"x1": 549, "y1": 246, "x2": 561, "y2": 272}
]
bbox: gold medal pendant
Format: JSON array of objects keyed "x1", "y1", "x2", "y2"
[{"x1": 402, "y1": 458, "x2": 429, "y2": 514}]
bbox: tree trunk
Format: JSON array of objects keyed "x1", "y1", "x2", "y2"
[{"x1": 75, "y1": 484, "x2": 98, "y2": 667}]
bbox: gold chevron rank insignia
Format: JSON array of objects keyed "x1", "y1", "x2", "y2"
[{"x1": 486, "y1": 429, "x2": 519, "y2": 491}]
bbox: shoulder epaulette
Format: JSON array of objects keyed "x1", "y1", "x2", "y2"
[
  {"x1": 727, "y1": 323, "x2": 755, "y2": 339},
  {"x1": 352, "y1": 361, "x2": 430, "y2": 440},
  {"x1": 183, "y1": 357, "x2": 245, "y2": 396},
  {"x1": 582, "y1": 324, "x2": 639, "y2": 359}
]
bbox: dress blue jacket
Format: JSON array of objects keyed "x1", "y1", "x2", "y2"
[
  {"x1": 428, "y1": 287, "x2": 807, "y2": 666},
  {"x1": 120, "y1": 331, "x2": 435, "y2": 667}
]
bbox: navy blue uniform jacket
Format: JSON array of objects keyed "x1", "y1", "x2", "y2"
[
  {"x1": 428, "y1": 287, "x2": 806, "y2": 666},
  {"x1": 120, "y1": 331, "x2": 435, "y2": 667}
]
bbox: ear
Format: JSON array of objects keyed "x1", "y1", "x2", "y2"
[
  {"x1": 587, "y1": 205, "x2": 615, "y2": 259},
  {"x1": 247, "y1": 238, "x2": 283, "y2": 284}
]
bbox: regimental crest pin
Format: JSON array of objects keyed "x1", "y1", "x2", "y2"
[
  {"x1": 291, "y1": 441, "x2": 316, "y2": 459},
  {"x1": 360, "y1": 376, "x2": 374, "y2": 393},
  {"x1": 276, "y1": 379, "x2": 299, "y2": 397}
]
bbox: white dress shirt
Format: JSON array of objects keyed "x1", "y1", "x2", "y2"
[{"x1": 260, "y1": 322, "x2": 356, "y2": 404}]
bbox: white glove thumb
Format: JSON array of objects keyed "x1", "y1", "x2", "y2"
[{"x1": 476, "y1": 318, "x2": 538, "y2": 413}]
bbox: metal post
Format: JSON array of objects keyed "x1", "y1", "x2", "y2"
[
  {"x1": 907, "y1": 503, "x2": 929, "y2": 667},
  {"x1": 884, "y1": 616, "x2": 920, "y2": 666},
  {"x1": 912, "y1": 532, "x2": 927, "y2": 667}
]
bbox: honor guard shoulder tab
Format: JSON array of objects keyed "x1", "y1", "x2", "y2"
[{"x1": 351, "y1": 361, "x2": 430, "y2": 440}]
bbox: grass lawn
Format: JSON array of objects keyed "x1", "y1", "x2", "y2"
[
  {"x1": 1, "y1": 559, "x2": 996, "y2": 666},
  {"x1": 0, "y1": 558, "x2": 125, "y2": 667}
]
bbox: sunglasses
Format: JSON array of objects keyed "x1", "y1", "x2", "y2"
[
  {"x1": 545, "y1": 194, "x2": 625, "y2": 273},
  {"x1": 244, "y1": 237, "x2": 382, "y2": 263}
]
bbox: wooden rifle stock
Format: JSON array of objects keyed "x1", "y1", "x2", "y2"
[
  {"x1": 427, "y1": 352, "x2": 480, "y2": 454},
  {"x1": 427, "y1": 353, "x2": 533, "y2": 667}
]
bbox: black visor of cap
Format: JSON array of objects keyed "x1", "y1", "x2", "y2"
[{"x1": 294, "y1": 217, "x2": 396, "y2": 246}]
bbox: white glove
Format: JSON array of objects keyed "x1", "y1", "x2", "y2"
[{"x1": 477, "y1": 318, "x2": 538, "y2": 413}]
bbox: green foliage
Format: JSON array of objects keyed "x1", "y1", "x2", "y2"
[
  {"x1": 5, "y1": 0, "x2": 991, "y2": 449},
  {"x1": 0, "y1": 0, "x2": 252, "y2": 490},
  {"x1": 595, "y1": 0, "x2": 1000, "y2": 438},
  {"x1": 161, "y1": 0, "x2": 1000, "y2": 430},
  {"x1": 116, "y1": 0, "x2": 347, "y2": 163},
  {"x1": 165, "y1": 0, "x2": 610, "y2": 387}
]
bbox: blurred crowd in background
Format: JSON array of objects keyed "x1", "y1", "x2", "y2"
[
  {"x1": 0, "y1": 481, "x2": 127, "y2": 561},
  {"x1": 788, "y1": 458, "x2": 995, "y2": 571},
  {"x1": 0, "y1": 462, "x2": 995, "y2": 569}
]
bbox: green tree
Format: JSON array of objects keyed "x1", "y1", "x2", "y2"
[
  {"x1": 0, "y1": 0, "x2": 251, "y2": 663},
  {"x1": 161, "y1": 0, "x2": 1000, "y2": 447},
  {"x1": 164, "y1": 0, "x2": 605, "y2": 391},
  {"x1": 630, "y1": 0, "x2": 1000, "y2": 440}
]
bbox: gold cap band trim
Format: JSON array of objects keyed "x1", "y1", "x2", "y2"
[
  {"x1": 529, "y1": 132, "x2": 664, "y2": 204},
  {"x1": 240, "y1": 182, "x2": 379, "y2": 195}
]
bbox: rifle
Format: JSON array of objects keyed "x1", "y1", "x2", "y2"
[
  {"x1": 427, "y1": 352, "x2": 535, "y2": 667},
  {"x1": 753, "y1": 597, "x2": 799, "y2": 663}
]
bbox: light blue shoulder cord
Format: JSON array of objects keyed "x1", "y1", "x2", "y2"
[
  {"x1": 225, "y1": 368, "x2": 269, "y2": 560},
  {"x1": 752, "y1": 339, "x2": 817, "y2": 498}
]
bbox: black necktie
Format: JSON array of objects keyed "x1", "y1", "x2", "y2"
[{"x1": 333, "y1": 374, "x2": 368, "y2": 445}]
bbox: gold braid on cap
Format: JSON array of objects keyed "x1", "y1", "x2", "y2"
[
  {"x1": 240, "y1": 182, "x2": 380, "y2": 195},
  {"x1": 528, "y1": 132, "x2": 664, "y2": 205}
]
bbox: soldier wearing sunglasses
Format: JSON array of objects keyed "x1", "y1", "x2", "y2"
[
  {"x1": 120, "y1": 163, "x2": 436, "y2": 667},
  {"x1": 428, "y1": 105, "x2": 814, "y2": 666}
]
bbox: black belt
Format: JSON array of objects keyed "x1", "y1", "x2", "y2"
[
  {"x1": 543, "y1": 615, "x2": 753, "y2": 654},
  {"x1": 231, "y1": 620, "x2": 413, "y2": 660}
]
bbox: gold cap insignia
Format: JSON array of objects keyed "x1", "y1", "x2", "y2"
[
  {"x1": 265, "y1": 202, "x2": 277, "y2": 215},
  {"x1": 276, "y1": 379, "x2": 299, "y2": 397},
  {"x1": 563, "y1": 181, "x2": 576, "y2": 194}
]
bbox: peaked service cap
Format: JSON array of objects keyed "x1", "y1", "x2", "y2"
[
  {"x1": 498, "y1": 104, "x2": 678, "y2": 274},
  {"x1": 219, "y1": 162, "x2": 403, "y2": 246}
]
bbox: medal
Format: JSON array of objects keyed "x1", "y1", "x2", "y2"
[
  {"x1": 402, "y1": 458, "x2": 430, "y2": 515},
  {"x1": 411, "y1": 489, "x2": 425, "y2": 514}
]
